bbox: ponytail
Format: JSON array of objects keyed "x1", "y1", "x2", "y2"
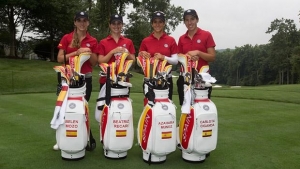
[{"x1": 71, "y1": 27, "x2": 80, "y2": 48}]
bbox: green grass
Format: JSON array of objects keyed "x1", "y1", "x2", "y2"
[{"x1": 0, "y1": 58, "x2": 300, "y2": 169}]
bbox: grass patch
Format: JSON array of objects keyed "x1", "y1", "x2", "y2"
[
  {"x1": 0, "y1": 91, "x2": 300, "y2": 169},
  {"x1": 0, "y1": 58, "x2": 300, "y2": 168}
]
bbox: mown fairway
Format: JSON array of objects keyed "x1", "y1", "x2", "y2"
[{"x1": 0, "y1": 58, "x2": 299, "y2": 169}]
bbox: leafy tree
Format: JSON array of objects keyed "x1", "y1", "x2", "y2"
[
  {"x1": 266, "y1": 18, "x2": 299, "y2": 84},
  {"x1": 0, "y1": 0, "x2": 34, "y2": 57},
  {"x1": 27, "y1": 0, "x2": 87, "y2": 61}
]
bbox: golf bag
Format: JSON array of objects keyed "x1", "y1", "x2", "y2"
[
  {"x1": 177, "y1": 53, "x2": 218, "y2": 162},
  {"x1": 95, "y1": 52, "x2": 134, "y2": 159},
  {"x1": 50, "y1": 53, "x2": 92, "y2": 160},
  {"x1": 136, "y1": 56, "x2": 177, "y2": 163}
]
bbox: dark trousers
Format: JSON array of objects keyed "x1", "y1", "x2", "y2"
[
  {"x1": 85, "y1": 77, "x2": 92, "y2": 102},
  {"x1": 168, "y1": 77, "x2": 173, "y2": 100}
]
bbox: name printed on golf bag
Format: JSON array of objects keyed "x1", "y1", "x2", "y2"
[
  {"x1": 199, "y1": 119, "x2": 215, "y2": 128},
  {"x1": 113, "y1": 119, "x2": 130, "y2": 128},
  {"x1": 158, "y1": 121, "x2": 175, "y2": 129},
  {"x1": 65, "y1": 120, "x2": 79, "y2": 128}
]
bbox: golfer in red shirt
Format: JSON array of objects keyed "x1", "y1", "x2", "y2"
[
  {"x1": 98, "y1": 14, "x2": 136, "y2": 89},
  {"x1": 139, "y1": 11, "x2": 178, "y2": 100},
  {"x1": 177, "y1": 9, "x2": 216, "y2": 105},
  {"x1": 55, "y1": 11, "x2": 98, "y2": 151}
]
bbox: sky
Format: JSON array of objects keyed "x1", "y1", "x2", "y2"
[{"x1": 169, "y1": 0, "x2": 300, "y2": 49}]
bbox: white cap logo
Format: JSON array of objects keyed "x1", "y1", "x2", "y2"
[
  {"x1": 157, "y1": 13, "x2": 161, "y2": 16},
  {"x1": 80, "y1": 12, "x2": 84, "y2": 15},
  {"x1": 187, "y1": 10, "x2": 191, "y2": 12},
  {"x1": 115, "y1": 14, "x2": 119, "y2": 18}
]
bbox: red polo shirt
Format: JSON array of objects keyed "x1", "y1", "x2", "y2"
[
  {"x1": 58, "y1": 31, "x2": 98, "y2": 74},
  {"x1": 139, "y1": 32, "x2": 178, "y2": 57},
  {"x1": 98, "y1": 35, "x2": 135, "y2": 84},
  {"x1": 178, "y1": 28, "x2": 216, "y2": 71}
]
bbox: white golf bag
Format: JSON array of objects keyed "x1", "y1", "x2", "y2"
[
  {"x1": 50, "y1": 53, "x2": 91, "y2": 160},
  {"x1": 177, "y1": 53, "x2": 218, "y2": 162},
  {"x1": 136, "y1": 56, "x2": 177, "y2": 163},
  {"x1": 95, "y1": 52, "x2": 134, "y2": 159}
]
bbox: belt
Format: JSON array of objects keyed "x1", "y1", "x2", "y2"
[{"x1": 85, "y1": 72, "x2": 92, "y2": 78}]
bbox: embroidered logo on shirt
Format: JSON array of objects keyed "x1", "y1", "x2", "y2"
[
  {"x1": 123, "y1": 44, "x2": 127, "y2": 48},
  {"x1": 197, "y1": 39, "x2": 201, "y2": 43},
  {"x1": 86, "y1": 43, "x2": 91, "y2": 47},
  {"x1": 164, "y1": 44, "x2": 168, "y2": 48}
]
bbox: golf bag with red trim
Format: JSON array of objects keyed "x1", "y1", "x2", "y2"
[
  {"x1": 176, "y1": 53, "x2": 218, "y2": 162},
  {"x1": 136, "y1": 56, "x2": 177, "y2": 163},
  {"x1": 50, "y1": 53, "x2": 92, "y2": 160},
  {"x1": 95, "y1": 52, "x2": 134, "y2": 159}
]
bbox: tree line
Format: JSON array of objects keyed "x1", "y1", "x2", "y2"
[
  {"x1": 211, "y1": 18, "x2": 300, "y2": 85},
  {"x1": 0, "y1": 1, "x2": 300, "y2": 85}
]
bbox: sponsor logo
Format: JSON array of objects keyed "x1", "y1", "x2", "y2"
[
  {"x1": 69, "y1": 103, "x2": 76, "y2": 109},
  {"x1": 162, "y1": 104, "x2": 168, "y2": 110},
  {"x1": 197, "y1": 39, "x2": 201, "y2": 43},
  {"x1": 203, "y1": 105, "x2": 209, "y2": 111},
  {"x1": 117, "y1": 103, "x2": 124, "y2": 109},
  {"x1": 164, "y1": 44, "x2": 168, "y2": 48}
]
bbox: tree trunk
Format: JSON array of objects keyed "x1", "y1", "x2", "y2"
[
  {"x1": 286, "y1": 69, "x2": 289, "y2": 84},
  {"x1": 8, "y1": 6, "x2": 16, "y2": 57}
]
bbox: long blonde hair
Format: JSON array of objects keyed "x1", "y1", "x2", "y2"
[{"x1": 71, "y1": 27, "x2": 80, "y2": 48}]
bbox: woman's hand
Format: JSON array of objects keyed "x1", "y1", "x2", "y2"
[
  {"x1": 77, "y1": 47, "x2": 91, "y2": 55},
  {"x1": 139, "y1": 51, "x2": 151, "y2": 59},
  {"x1": 187, "y1": 50, "x2": 200, "y2": 61},
  {"x1": 154, "y1": 53, "x2": 165, "y2": 60},
  {"x1": 113, "y1": 46, "x2": 126, "y2": 54}
]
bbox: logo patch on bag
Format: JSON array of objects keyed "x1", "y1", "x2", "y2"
[
  {"x1": 161, "y1": 131, "x2": 172, "y2": 139},
  {"x1": 202, "y1": 130, "x2": 212, "y2": 137},
  {"x1": 116, "y1": 130, "x2": 127, "y2": 137},
  {"x1": 66, "y1": 130, "x2": 77, "y2": 137}
]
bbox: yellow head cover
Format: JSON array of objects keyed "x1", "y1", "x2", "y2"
[
  {"x1": 117, "y1": 52, "x2": 129, "y2": 74},
  {"x1": 136, "y1": 56, "x2": 150, "y2": 78}
]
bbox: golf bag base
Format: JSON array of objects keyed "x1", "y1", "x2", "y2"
[
  {"x1": 104, "y1": 150, "x2": 127, "y2": 159},
  {"x1": 100, "y1": 87, "x2": 134, "y2": 159},
  {"x1": 56, "y1": 84, "x2": 89, "y2": 161},
  {"x1": 61, "y1": 149, "x2": 85, "y2": 160},
  {"x1": 142, "y1": 152, "x2": 166, "y2": 163},
  {"x1": 182, "y1": 152, "x2": 206, "y2": 162}
]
